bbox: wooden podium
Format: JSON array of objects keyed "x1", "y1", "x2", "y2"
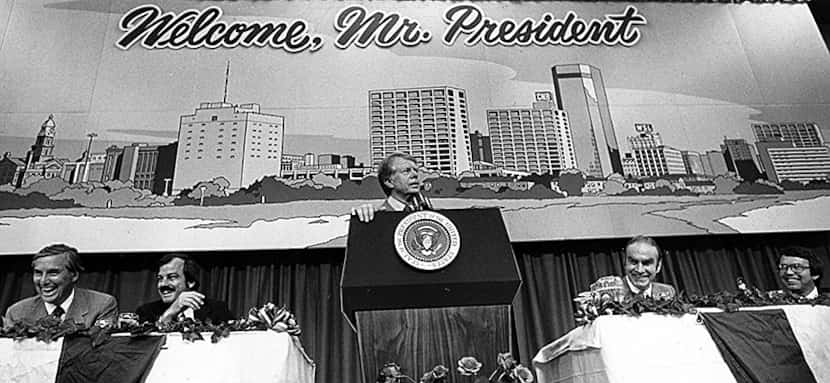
[{"x1": 341, "y1": 208, "x2": 521, "y2": 382}]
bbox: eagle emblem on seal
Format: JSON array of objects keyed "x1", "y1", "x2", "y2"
[{"x1": 394, "y1": 211, "x2": 461, "y2": 271}]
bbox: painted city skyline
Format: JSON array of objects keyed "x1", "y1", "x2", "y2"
[
  {"x1": 1, "y1": 2, "x2": 829, "y2": 164},
  {"x1": 1, "y1": 1, "x2": 829, "y2": 255}
]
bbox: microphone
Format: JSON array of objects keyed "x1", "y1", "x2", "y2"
[{"x1": 412, "y1": 190, "x2": 433, "y2": 211}]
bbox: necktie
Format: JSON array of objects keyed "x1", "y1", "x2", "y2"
[
  {"x1": 51, "y1": 306, "x2": 65, "y2": 320},
  {"x1": 404, "y1": 200, "x2": 417, "y2": 212}
]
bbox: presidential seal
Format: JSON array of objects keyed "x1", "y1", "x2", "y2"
[{"x1": 394, "y1": 211, "x2": 461, "y2": 271}]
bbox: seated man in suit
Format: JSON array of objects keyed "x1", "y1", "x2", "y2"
[
  {"x1": 775, "y1": 246, "x2": 825, "y2": 300},
  {"x1": 618, "y1": 235, "x2": 676, "y2": 300},
  {"x1": 3, "y1": 244, "x2": 118, "y2": 329},
  {"x1": 351, "y1": 152, "x2": 432, "y2": 222},
  {"x1": 136, "y1": 253, "x2": 234, "y2": 325}
]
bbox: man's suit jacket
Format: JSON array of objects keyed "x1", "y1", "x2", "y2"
[
  {"x1": 135, "y1": 298, "x2": 234, "y2": 324},
  {"x1": 379, "y1": 192, "x2": 432, "y2": 212},
  {"x1": 622, "y1": 280, "x2": 677, "y2": 300},
  {"x1": 3, "y1": 288, "x2": 118, "y2": 329},
  {"x1": 379, "y1": 197, "x2": 404, "y2": 212}
]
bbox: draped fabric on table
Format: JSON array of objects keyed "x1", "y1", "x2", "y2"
[{"x1": 1, "y1": 231, "x2": 829, "y2": 383}]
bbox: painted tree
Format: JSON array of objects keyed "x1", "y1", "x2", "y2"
[{"x1": 558, "y1": 169, "x2": 585, "y2": 197}]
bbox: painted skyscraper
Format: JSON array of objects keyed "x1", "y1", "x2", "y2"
[
  {"x1": 486, "y1": 92, "x2": 575, "y2": 174},
  {"x1": 753, "y1": 122, "x2": 830, "y2": 183},
  {"x1": 551, "y1": 64, "x2": 622, "y2": 177},
  {"x1": 173, "y1": 102, "x2": 285, "y2": 193},
  {"x1": 627, "y1": 123, "x2": 685, "y2": 177},
  {"x1": 369, "y1": 86, "x2": 472, "y2": 175},
  {"x1": 752, "y1": 122, "x2": 824, "y2": 148}
]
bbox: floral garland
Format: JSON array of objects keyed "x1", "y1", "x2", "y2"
[
  {"x1": 574, "y1": 278, "x2": 830, "y2": 325},
  {"x1": 0, "y1": 302, "x2": 301, "y2": 345},
  {"x1": 0, "y1": 315, "x2": 106, "y2": 344}
]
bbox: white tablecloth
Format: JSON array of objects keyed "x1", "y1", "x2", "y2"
[
  {"x1": 0, "y1": 330, "x2": 315, "y2": 383},
  {"x1": 532, "y1": 305, "x2": 830, "y2": 383}
]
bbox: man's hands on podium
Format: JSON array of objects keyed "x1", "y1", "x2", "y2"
[
  {"x1": 350, "y1": 203, "x2": 377, "y2": 223},
  {"x1": 159, "y1": 291, "x2": 205, "y2": 324}
]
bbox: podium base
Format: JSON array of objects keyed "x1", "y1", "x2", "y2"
[{"x1": 355, "y1": 305, "x2": 510, "y2": 383}]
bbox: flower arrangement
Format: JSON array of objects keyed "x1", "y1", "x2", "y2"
[
  {"x1": 245, "y1": 302, "x2": 302, "y2": 336},
  {"x1": 415, "y1": 354, "x2": 537, "y2": 383},
  {"x1": 0, "y1": 302, "x2": 302, "y2": 345},
  {"x1": 0, "y1": 315, "x2": 95, "y2": 343},
  {"x1": 574, "y1": 277, "x2": 830, "y2": 324}
]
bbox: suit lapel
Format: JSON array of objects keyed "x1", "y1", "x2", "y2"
[
  {"x1": 26, "y1": 296, "x2": 47, "y2": 321},
  {"x1": 65, "y1": 289, "x2": 89, "y2": 326}
]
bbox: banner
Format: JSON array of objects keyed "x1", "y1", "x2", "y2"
[
  {"x1": 0, "y1": 1, "x2": 828, "y2": 254},
  {"x1": 700, "y1": 310, "x2": 817, "y2": 383}
]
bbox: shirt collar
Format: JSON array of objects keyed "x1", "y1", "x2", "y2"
[
  {"x1": 44, "y1": 288, "x2": 75, "y2": 317},
  {"x1": 804, "y1": 286, "x2": 819, "y2": 300},
  {"x1": 385, "y1": 195, "x2": 408, "y2": 212},
  {"x1": 625, "y1": 276, "x2": 653, "y2": 297}
]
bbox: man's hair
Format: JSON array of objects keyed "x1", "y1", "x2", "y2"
[
  {"x1": 625, "y1": 235, "x2": 662, "y2": 262},
  {"x1": 778, "y1": 246, "x2": 823, "y2": 281},
  {"x1": 158, "y1": 253, "x2": 201, "y2": 290},
  {"x1": 32, "y1": 244, "x2": 84, "y2": 274},
  {"x1": 377, "y1": 152, "x2": 417, "y2": 196}
]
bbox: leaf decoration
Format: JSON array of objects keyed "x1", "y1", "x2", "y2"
[
  {"x1": 574, "y1": 279, "x2": 830, "y2": 324},
  {"x1": 1, "y1": 302, "x2": 303, "y2": 345}
]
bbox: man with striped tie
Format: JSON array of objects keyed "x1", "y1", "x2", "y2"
[
  {"x1": 352, "y1": 152, "x2": 433, "y2": 223},
  {"x1": 2, "y1": 244, "x2": 118, "y2": 329}
]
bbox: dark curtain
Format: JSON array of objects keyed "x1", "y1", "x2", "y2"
[{"x1": 2, "y1": 231, "x2": 829, "y2": 382}]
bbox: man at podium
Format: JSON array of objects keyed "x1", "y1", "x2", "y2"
[{"x1": 351, "y1": 152, "x2": 432, "y2": 222}]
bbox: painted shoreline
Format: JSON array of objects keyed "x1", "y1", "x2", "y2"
[{"x1": 1, "y1": 192, "x2": 827, "y2": 255}]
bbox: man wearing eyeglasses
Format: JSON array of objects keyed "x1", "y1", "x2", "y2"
[{"x1": 776, "y1": 246, "x2": 825, "y2": 300}]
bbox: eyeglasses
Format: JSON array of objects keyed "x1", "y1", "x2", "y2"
[{"x1": 778, "y1": 263, "x2": 810, "y2": 273}]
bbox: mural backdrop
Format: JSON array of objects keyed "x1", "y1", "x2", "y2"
[{"x1": 1, "y1": 1, "x2": 829, "y2": 255}]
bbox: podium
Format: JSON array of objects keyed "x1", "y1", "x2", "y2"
[{"x1": 342, "y1": 208, "x2": 521, "y2": 382}]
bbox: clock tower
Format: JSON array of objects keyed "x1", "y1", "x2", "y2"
[{"x1": 30, "y1": 114, "x2": 56, "y2": 162}]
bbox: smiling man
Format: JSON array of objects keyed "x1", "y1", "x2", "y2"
[
  {"x1": 2, "y1": 244, "x2": 117, "y2": 329},
  {"x1": 351, "y1": 152, "x2": 433, "y2": 222},
  {"x1": 620, "y1": 235, "x2": 676, "y2": 300},
  {"x1": 776, "y1": 246, "x2": 825, "y2": 300},
  {"x1": 135, "y1": 253, "x2": 233, "y2": 325}
]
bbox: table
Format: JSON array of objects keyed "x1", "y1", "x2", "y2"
[
  {"x1": 532, "y1": 305, "x2": 830, "y2": 383},
  {"x1": 0, "y1": 330, "x2": 316, "y2": 383}
]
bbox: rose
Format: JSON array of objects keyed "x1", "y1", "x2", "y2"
[
  {"x1": 497, "y1": 352, "x2": 516, "y2": 370},
  {"x1": 513, "y1": 365, "x2": 534, "y2": 383},
  {"x1": 456, "y1": 356, "x2": 482, "y2": 376},
  {"x1": 420, "y1": 365, "x2": 448, "y2": 383},
  {"x1": 379, "y1": 362, "x2": 402, "y2": 383},
  {"x1": 431, "y1": 365, "x2": 448, "y2": 378}
]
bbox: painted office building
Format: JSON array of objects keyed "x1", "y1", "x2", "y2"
[
  {"x1": 369, "y1": 86, "x2": 472, "y2": 175},
  {"x1": 173, "y1": 102, "x2": 284, "y2": 193}
]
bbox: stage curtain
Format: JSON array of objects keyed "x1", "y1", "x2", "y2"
[
  {"x1": 2, "y1": 231, "x2": 829, "y2": 382},
  {"x1": 511, "y1": 231, "x2": 830, "y2": 366}
]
